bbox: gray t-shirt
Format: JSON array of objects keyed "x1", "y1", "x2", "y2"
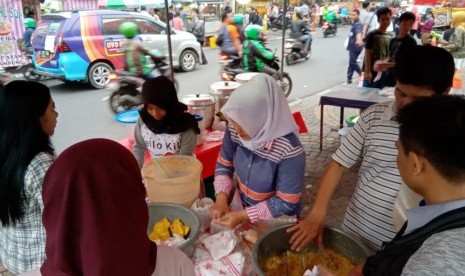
[{"x1": 402, "y1": 228, "x2": 465, "y2": 275}]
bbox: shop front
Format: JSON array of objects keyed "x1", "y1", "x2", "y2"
[{"x1": 0, "y1": 0, "x2": 40, "y2": 68}]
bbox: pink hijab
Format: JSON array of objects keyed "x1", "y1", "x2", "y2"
[{"x1": 41, "y1": 139, "x2": 157, "y2": 275}]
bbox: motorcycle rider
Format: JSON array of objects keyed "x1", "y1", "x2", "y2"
[
  {"x1": 290, "y1": 11, "x2": 311, "y2": 57},
  {"x1": 23, "y1": 18, "x2": 35, "y2": 53},
  {"x1": 218, "y1": 11, "x2": 242, "y2": 57},
  {"x1": 242, "y1": 25, "x2": 278, "y2": 78},
  {"x1": 232, "y1": 14, "x2": 246, "y2": 43},
  {"x1": 118, "y1": 22, "x2": 163, "y2": 80}
]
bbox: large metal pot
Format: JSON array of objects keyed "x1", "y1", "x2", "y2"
[
  {"x1": 252, "y1": 224, "x2": 370, "y2": 275},
  {"x1": 209, "y1": 81, "x2": 241, "y2": 113},
  {"x1": 181, "y1": 94, "x2": 215, "y2": 130}
]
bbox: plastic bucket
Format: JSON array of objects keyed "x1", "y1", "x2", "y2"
[
  {"x1": 115, "y1": 109, "x2": 139, "y2": 136},
  {"x1": 142, "y1": 156, "x2": 203, "y2": 208},
  {"x1": 147, "y1": 203, "x2": 201, "y2": 257},
  {"x1": 346, "y1": 115, "x2": 359, "y2": 127}
]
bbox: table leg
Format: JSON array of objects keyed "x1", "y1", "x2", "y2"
[
  {"x1": 320, "y1": 105, "x2": 324, "y2": 151},
  {"x1": 340, "y1": 107, "x2": 345, "y2": 129}
]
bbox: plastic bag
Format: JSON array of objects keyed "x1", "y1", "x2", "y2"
[{"x1": 191, "y1": 198, "x2": 214, "y2": 233}]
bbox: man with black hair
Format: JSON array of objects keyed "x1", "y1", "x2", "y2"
[
  {"x1": 318, "y1": 95, "x2": 465, "y2": 276},
  {"x1": 363, "y1": 7, "x2": 393, "y2": 88},
  {"x1": 288, "y1": 45, "x2": 455, "y2": 254},
  {"x1": 376, "y1": 11, "x2": 417, "y2": 87},
  {"x1": 218, "y1": 12, "x2": 242, "y2": 57},
  {"x1": 346, "y1": 9, "x2": 364, "y2": 84}
]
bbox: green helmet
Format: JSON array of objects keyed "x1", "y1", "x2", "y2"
[
  {"x1": 232, "y1": 14, "x2": 244, "y2": 25},
  {"x1": 24, "y1": 18, "x2": 36, "y2": 28},
  {"x1": 244, "y1": 24, "x2": 262, "y2": 40},
  {"x1": 119, "y1": 22, "x2": 138, "y2": 38}
]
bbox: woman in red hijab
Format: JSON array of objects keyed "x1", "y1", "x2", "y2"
[{"x1": 20, "y1": 138, "x2": 194, "y2": 276}]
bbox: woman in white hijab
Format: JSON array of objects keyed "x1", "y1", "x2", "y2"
[{"x1": 210, "y1": 73, "x2": 306, "y2": 228}]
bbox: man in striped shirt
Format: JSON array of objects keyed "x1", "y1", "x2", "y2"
[{"x1": 288, "y1": 45, "x2": 455, "y2": 253}]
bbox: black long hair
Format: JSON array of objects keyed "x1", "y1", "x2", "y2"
[{"x1": 0, "y1": 81, "x2": 54, "y2": 226}]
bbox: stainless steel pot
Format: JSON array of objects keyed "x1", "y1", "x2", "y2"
[
  {"x1": 209, "y1": 81, "x2": 241, "y2": 113},
  {"x1": 181, "y1": 94, "x2": 215, "y2": 130},
  {"x1": 252, "y1": 224, "x2": 370, "y2": 275}
]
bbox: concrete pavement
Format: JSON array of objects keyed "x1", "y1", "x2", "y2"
[{"x1": 0, "y1": 84, "x2": 363, "y2": 276}]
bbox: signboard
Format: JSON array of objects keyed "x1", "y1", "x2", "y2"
[
  {"x1": 0, "y1": 0, "x2": 25, "y2": 67},
  {"x1": 63, "y1": 0, "x2": 98, "y2": 11}
]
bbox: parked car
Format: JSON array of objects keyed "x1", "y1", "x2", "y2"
[{"x1": 31, "y1": 10, "x2": 201, "y2": 89}]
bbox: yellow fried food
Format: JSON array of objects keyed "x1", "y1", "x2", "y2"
[
  {"x1": 149, "y1": 217, "x2": 171, "y2": 241},
  {"x1": 170, "y1": 218, "x2": 190, "y2": 238}
]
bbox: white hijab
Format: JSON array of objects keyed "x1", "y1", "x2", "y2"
[{"x1": 221, "y1": 73, "x2": 298, "y2": 150}]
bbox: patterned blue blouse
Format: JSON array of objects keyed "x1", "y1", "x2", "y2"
[{"x1": 214, "y1": 126, "x2": 305, "y2": 222}]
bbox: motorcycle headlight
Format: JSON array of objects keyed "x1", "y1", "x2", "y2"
[{"x1": 222, "y1": 72, "x2": 233, "y2": 81}]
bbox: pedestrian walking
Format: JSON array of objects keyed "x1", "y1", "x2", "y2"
[
  {"x1": 188, "y1": 8, "x2": 208, "y2": 64},
  {"x1": 346, "y1": 9, "x2": 364, "y2": 84},
  {"x1": 440, "y1": 11, "x2": 465, "y2": 95}
]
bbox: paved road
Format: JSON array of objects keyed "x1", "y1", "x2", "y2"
[{"x1": 43, "y1": 27, "x2": 350, "y2": 153}]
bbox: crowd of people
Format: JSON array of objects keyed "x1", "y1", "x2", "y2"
[{"x1": 3, "y1": 1, "x2": 465, "y2": 275}]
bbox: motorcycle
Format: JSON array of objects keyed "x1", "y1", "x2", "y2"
[
  {"x1": 322, "y1": 21, "x2": 337, "y2": 38},
  {"x1": 19, "y1": 49, "x2": 46, "y2": 81},
  {"x1": 270, "y1": 12, "x2": 292, "y2": 32},
  {"x1": 220, "y1": 53, "x2": 293, "y2": 98},
  {"x1": 108, "y1": 57, "x2": 178, "y2": 114},
  {"x1": 284, "y1": 37, "x2": 312, "y2": 65}
]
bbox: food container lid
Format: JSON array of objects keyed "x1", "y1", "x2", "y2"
[
  {"x1": 181, "y1": 94, "x2": 215, "y2": 106},
  {"x1": 210, "y1": 81, "x2": 241, "y2": 95},
  {"x1": 235, "y1": 72, "x2": 259, "y2": 84},
  {"x1": 115, "y1": 109, "x2": 139, "y2": 124}
]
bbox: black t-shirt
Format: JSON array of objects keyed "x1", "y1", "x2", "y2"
[
  {"x1": 385, "y1": 35, "x2": 417, "y2": 86},
  {"x1": 363, "y1": 30, "x2": 393, "y2": 77}
]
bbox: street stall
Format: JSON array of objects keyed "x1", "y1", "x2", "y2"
[{"x1": 0, "y1": 0, "x2": 39, "y2": 68}]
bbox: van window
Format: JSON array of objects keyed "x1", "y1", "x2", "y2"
[
  {"x1": 134, "y1": 18, "x2": 164, "y2": 35},
  {"x1": 102, "y1": 17, "x2": 131, "y2": 35},
  {"x1": 32, "y1": 17, "x2": 65, "y2": 50}
]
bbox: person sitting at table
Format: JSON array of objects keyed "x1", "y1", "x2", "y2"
[
  {"x1": 0, "y1": 81, "x2": 58, "y2": 274},
  {"x1": 287, "y1": 45, "x2": 455, "y2": 254},
  {"x1": 318, "y1": 96, "x2": 465, "y2": 276},
  {"x1": 133, "y1": 76, "x2": 200, "y2": 168},
  {"x1": 19, "y1": 138, "x2": 195, "y2": 276},
  {"x1": 210, "y1": 73, "x2": 306, "y2": 228}
]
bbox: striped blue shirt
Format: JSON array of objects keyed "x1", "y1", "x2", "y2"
[{"x1": 214, "y1": 125, "x2": 305, "y2": 222}]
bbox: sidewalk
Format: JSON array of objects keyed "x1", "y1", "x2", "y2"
[
  {"x1": 290, "y1": 89, "x2": 360, "y2": 227},
  {"x1": 0, "y1": 88, "x2": 361, "y2": 276}
]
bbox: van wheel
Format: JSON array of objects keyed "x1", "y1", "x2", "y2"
[
  {"x1": 179, "y1": 49, "x2": 197, "y2": 72},
  {"x1": 88, "y1": 62, "x2": 112, "y2": 89}
]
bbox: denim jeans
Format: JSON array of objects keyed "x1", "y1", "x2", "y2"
[
  {"x1": 363, "y1": 72, "x2": 387, "y2": 89},
  {"x1": 300, "y1": 34, "x2": 311, "y2": 52}
]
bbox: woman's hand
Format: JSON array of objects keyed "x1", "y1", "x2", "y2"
[
  {"x1": 287, "y1": 208, "x2": 327, "y2": 251},
  {"x1": 215, "y1": 210, "x2": 249, "y2": 229},
  {"x1": 210, "y1": 193, "x2": 229, "y2": 220}
]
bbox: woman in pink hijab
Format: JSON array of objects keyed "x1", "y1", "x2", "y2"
[{"x1": 20, "y1": 139, "x2": 194, "y2": 276}]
